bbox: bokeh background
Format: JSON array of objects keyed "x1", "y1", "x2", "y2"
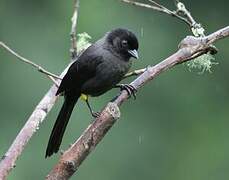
[{"x1": 1, "y1": 0, "x2": 229, "y2": 179}]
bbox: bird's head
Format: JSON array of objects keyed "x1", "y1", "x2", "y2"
[{"x1": 106, "y1": 28, "x2": 139, "y2": 60}]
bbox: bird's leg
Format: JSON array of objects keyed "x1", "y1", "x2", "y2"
[
  {"x1": 115, "y1": 84, "x2": 137, "y2": 99},
  {"x1": 85, "y1": 99, "x2": 101, "y2": 118}
]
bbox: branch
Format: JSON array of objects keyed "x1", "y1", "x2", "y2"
[
  {"x1": 0, "y1": 42, "x2": 61, "y2": 86},
  {"x1": 122, "y1": 0, "x2": 190, "y2": 26},
  {"x1": 205, "y1": 26, "x2": 229, "y2": 44},
  {"x1": 0, "y1": 84, "x2": 59, "y2": 180},
  {"x1": 175, "y1": 1, "x2": 196, "y2": 26},
  {"x1": 0, "y1": 63, "x2": 74, "y2": 180},
  {"x1": 175, "y1": 1, "x2": 205, "y2": 36},
  {"x1": 0, "y1": 0, "x2": 80, "y2": 179},
  {"x1": 70, "y1": 0, "x2": 80, "y2": 59},
  {"x1": 46, "y1": 26, "x2": 229, "y2": 180},
  {"x1": 121, "y1": 0, "x2": 205, "y2": 36}
]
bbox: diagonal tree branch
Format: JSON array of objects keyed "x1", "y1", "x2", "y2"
[
  {"x1": 0, "y1": 84, "x2": 59, "y2": 180},
  {"x1": 0, "y1": 0, "x2": 80, "y2": 179},
  {"x1": 46, "y1": 26, "x2": 229, "y2": 180}
]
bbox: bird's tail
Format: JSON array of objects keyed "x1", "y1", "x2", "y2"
[{"x1": 45, "y1": 92, "x2": 80, "y2": 158}]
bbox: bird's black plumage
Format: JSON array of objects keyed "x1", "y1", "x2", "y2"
[{"x1": 45, "y1": 28, "x2": 139, "y2": 157}]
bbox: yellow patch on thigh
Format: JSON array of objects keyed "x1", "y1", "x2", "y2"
[{"x1": 80, "y1": 94, "x2": 88, "y2": 101}]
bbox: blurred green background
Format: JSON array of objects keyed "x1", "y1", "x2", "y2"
[{"x1": 1, "y1": 0, "x2": 229, "y2": 179}]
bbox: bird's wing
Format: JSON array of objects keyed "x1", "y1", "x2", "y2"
[{"x1": 56, "y1": 47, "x2": 103, "y2": 95}]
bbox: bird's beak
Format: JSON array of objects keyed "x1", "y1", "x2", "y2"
[{"x1": 128, "y1": 49, "x2": 139, "y2": 59}]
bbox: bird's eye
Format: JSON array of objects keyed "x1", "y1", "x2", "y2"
[{"x1": 121, "y1": 40, "x2": 128, "y2": 47}]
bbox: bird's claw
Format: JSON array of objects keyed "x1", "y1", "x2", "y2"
[
  {"x1": 118, "y1": 84, "x2": 137, "y2": 99},
  {"x1": 92, "y1": 111, "x2": 101, "y2": 118}
]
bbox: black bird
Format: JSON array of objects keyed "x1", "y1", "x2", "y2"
[{"x1": 45, "y1": 28, "x2": 139, "y2": 157}]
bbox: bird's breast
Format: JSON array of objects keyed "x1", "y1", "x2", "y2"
[
  {"x1": 99, "y1": 59, "x2": 131, "y2": 83},
  {"x1": 82, "y1": 58, "x2": 131, "y2": 97}
]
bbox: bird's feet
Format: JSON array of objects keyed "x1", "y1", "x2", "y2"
[
  {"x1": 91, "y1": 111, "x2": 101, "y2": 118},
  {"x1": 116, "y1": 84, "x2": 137, "y2": 99}
]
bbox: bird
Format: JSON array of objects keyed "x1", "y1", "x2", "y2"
[{"x1": 45, "y1": 28, "x2": 139, "y2": 158}]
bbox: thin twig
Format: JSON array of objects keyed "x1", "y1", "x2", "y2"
[
  {"x1": 148, "y1": 0, "x2": 189, "y2": 24},
  {"x1": 46, "y1": 26, "x2": 229, "y2": 180},
  {"x1": 121, "y1": 0, "x2": 190, "y2": 25},
  {"x1": 121, "y1": 0, "x2": 207, "y2": 36},
  {"x1": 0, "y1": 42, "x2": 61, "y2": 86},
  {"x1": 175, "y1": 1, "x2": 196, "y2": 26},
  {"x1": 175, "y1": 1, "x2": 205, "y2": 36},
  {"x1": 70, "y1": 0, "x2": 80, "y2": 59}
]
